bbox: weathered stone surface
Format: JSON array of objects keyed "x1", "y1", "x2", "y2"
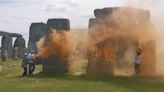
[
  {"x1": 87, "y1": 37, "x2": 116, "y2": 74},
  {"x1": 0, "y1": 30, "x2": 22, "y2": 37},
  {"x1": 0, "y1": 31, "x2": 24, "y2": 59},
  {"x1": 94, "y1": 7, "x2": 150, "y2": 21},
  {"x1": 43, "y1": 18, "x2": 70, "y2": 73},
  {"x1": 94, "y1": 9, "x2": 103, "y2": 18},
  {"x1": 88, "y1": 18, "x2": 100, "y2": 28},
  {"x1": 14, "y1": 37, "x2": 26, "y2": 58},
  {"x1": 140, "y1": 40, "x2": 156, "y2": 76},
  {"x1": 47, "y1": 19, "x2": 70, "y2": 31},
  {"x1": 43, "y1": 57, "x2": 68, "y2": 73},
  {"x1": 87, "y1": 7, "x2": 156, "y2": 76},
  {"x1": 28, "y1": 22, "x2": 47, "y2": 52},
  {"x1": 1, "y1": 36, "x2": 13, "y2": 58}
]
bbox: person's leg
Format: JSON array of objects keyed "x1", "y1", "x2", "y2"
[
  {"x1": 23, "y1": 67, "x2": 27, "y2": 76},
  {"x1": 29, "y1": 63, "x2": 32, "y2": 76},
  {"x1": 137, "y1": 64, "x2": 140, "y2": 74},
  {"x1": 31, "y1": 64, "x2": 36, "y2": 75}
]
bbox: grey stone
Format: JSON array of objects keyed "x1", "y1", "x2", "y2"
[
  {"x1": 47, "y1": 18, "x2": 70, "y2": 31},
  {"x1": 94, "y1": 9, "x2": 103, "y2": 18},
  {"x1": 0, "y1": 31, "x2": 24, "y2": 59},
  {"x1": 87, "y1": 7, "x2": 155, "y2": 75},
  {"x1": 93, "y1": 7, "x2": 150, "y2": 21},
  {"x1": 43, "y1": 18, "x2": 70, "y2": 73},
  {"x1": 88, "y1": 18, "x2": 99, "y2": 28},
  {"x1": 1, "y1": 36, "x2": 13, "y2": 58},
  {"x1": 0, "y1": 30, "x2": 22, "y2": 37},
  {"x1": 28, "y1": 22, "x2": 47, "y2": 52},
  {"x1": 14, "y1": 37, "x2": 26, "y2": 58},
  {"x1": 43, "y1": 57, "x2": 68, "y2": 73}
]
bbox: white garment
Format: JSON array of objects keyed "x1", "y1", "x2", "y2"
[
  {"x1": 134, "y1": 54, "x2": 141, "y2": 64},
  {"x1": 27, "y1": 53, "x2": 33, "y2": 63}
]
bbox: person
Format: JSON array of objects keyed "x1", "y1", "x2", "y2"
[
  {"x1": 134, "y1": 49, "x2": 142, "y2": 75},
  {"x1": 21, "y1": 53, "x2": 28, "y2": 77},
  {"x1": 27, "y1": 50, "x2": 36, "y2": 76}
]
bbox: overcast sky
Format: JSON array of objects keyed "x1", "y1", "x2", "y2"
[{"x1": 0, "y1": 0, "x2": 164, "y2": 43}]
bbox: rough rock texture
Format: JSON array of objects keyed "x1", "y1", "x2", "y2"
[
  {"x1": 28, "y1": 22, "x2": 47, "y2": 52},
  {"x1": 43, "y1": 57, "x2": 68, "y2": 73},
  {"x1": 94, "y1": 9, "x2": 103, "y2": 18},
  {"x1": 47, "y1": 19, "x2": 70, "y2": 31},
  {"x1": 14, "y1": 37, "x2": 26, "y2": 58},
  {"x1": 0, "y1": 31, "x2": 23, "y2": 59},
  {"x1": 1, "y1": 36, "x2": 13, "y2": 58},
  {"x1": 94, "y1": 7, "x2": 150, "y2": 20},
  {"x1": 43, "y1": 18, "x2": 70, "y2": 73},
  {"x1": 87, "y1": 37, "x2": 116, "y2": 74},
  {"x1": 0, "y1": 31, "x2": 22, "y2": 37},
  {"x1": 88, "y1": 18, "x2": 100, "y2": 28},
  {"x1": 87, "y1": 7, "x2": 156, "y2": 76}
]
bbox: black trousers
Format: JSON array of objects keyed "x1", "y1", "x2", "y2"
[
  {"x1": 29, "y1": 63, "x2": 35, "y2": 76},
  {"x1": 22, "y1": 67, "x2": 27, "y2": 76},
  {"x1": 134, "y1": 63, "x2": 140, "y2": 74}
]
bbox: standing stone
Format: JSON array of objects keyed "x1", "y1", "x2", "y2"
[
  {"x1": 1, "y1": 36, "x2": 13, "y2": 58},
  {"x1": 87, "y1": 37, "x2": 116, "y2": 74},
  {"x1": 43, "y1": 18, "x2": 70, "y2": 73},
  {"x1": 94, "y1": 9, "x2": 103, "y2": 18},
  {"x1": 43, "y1": 57, "x2": 68, "y2": 73},
  {"x1": 88, "y1": 18, "x2": 100, "y2": 28},
  {"x1": 28, "y1": 22, "x2": 47, "y2": 52},
  {"x1": 14, "y1": 37, "x2": 26, "y2": 58},
  {"x1": 87, "y1": 7, "x2": 156, "y2": 76}
]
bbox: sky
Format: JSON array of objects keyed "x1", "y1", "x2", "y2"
[{"x1": 0, "y1": 0, "x2": 164, "y2": 45}]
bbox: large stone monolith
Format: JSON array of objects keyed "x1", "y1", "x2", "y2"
[
  {"x1": 87, "y1": 7, "x2": 156, "y2": 76},
  {"x1": 28, "y1": 22, "x2": 47, "y2": 52},
  {"x1": 14, "y1": 37, "x2": 26, "y2": 58},
  {"x1": 1, "y1": 36, "x2": 13, "y2": 58},
  {"x1": 43, "y1": 18, "x2": 70, "y2": 73}
]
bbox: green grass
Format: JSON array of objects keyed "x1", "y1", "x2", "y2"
[{"x1": 0, "y1": 59, "x2": 164, "y2": 92}]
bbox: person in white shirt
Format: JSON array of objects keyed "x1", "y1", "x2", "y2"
[
  {"x1": 134, "y1": 49, "x2": 142, "y2": 75},
  {"x1": 27, "y1": 50, "x2": 36, "y2": 76}
]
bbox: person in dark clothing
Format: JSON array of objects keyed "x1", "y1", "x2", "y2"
[{"x1": 21, "y1": 53, "x2": 28, "y2": 77}]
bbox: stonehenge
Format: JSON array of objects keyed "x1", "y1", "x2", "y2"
[
  {"x1": 28, "y1": 19, "x2": 70, "y2": 73},
  {"x1": 0, "y1": 31, "x2": 25, "y2": 60},
  {"x1": 43, "y1": 18, "x2": 70, "y2": 73},
  {"x1": 26, "y1": 7, "x2": 156, "y2": 76},
  {"x1": 14, "y1": 37, "x2": 26, "y2": 58},
  {"x1": 28, "y1": 22, "x2": 47, "y2": 52},
  {"x1": 87, "y1": 7, "x2": 156, "y2": 76}
]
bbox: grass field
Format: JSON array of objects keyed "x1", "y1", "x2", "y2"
[{"x1": 0, "y1": 59, "x2": 164, "y2": 92}]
